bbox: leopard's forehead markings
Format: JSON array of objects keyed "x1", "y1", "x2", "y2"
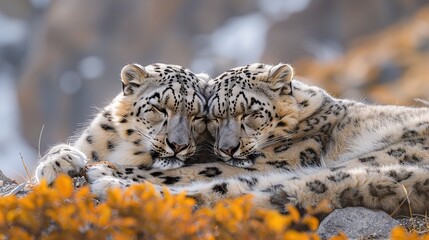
[
  {"x1": 146, "y1": 63, "x2": 199, "y2": 86},
  {"x1": 212, "y1": 64, "x2": 269, "y2": 84},
  {"x1": 208, "y1": 63, "x2": 273, "y2": 117},
  {"x1": 138, "y1": 64, "x2": 205, "y2": 113}
]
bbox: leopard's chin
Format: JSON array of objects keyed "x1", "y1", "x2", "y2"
[
  {"x1": 225, "y1": 158, "x2": 255, "y2": 168},
  {"x1": 152, "y1": 157, "x2": 184, "y2": 170},
  {"x1": 221, "y1": 151, "x2": 266, "y2": 168}
]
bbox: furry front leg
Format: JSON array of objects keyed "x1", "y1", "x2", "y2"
[
  {"x1": 166, "y1": 165, "x2": 429, "y2": 215},
  {"x1": 169, "y1": 174, "x2": 298, "y2": 210},
  {"x1": 90, "y1": 176, "x2": 134, "y2": 199},
  {"x1": 267, "y1": 165, "x2": 429, "y2": 215},
  {"x1": 35, "y1": 144, "x2": 87, "y2": 184}
]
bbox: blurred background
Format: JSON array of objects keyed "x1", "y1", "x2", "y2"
[{"x1": 1, "y1": 0, "x2": 429, "y2": 181}]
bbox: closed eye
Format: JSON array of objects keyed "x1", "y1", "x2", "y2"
[
  {"x1": 193, "y1": 116, "x2": 205, "y2": 121},
  {"x1": 151, "y1": 106, "x2": 167, "y2": 115},
  {"x1": 243, "y1": 111, "x2": 258, "y2": 119},
  {"x1": 210, "y1": 118, "x2": 220, "y2": 123}
]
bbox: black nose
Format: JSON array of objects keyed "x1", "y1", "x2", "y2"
[
  {"x1": 219, "y1": 144, "x2": 240, "y2": 157},
  {"x1": 166, "y1": 139, "x2": 188, "y2": 153}
]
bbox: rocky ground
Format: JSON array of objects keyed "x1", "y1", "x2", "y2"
[
  {"x1": 0, "y1": 170, "x2": 427, "y2": 239},
  {"x1": 0, "y1": 170, "x2": 26, "y2": 197}
]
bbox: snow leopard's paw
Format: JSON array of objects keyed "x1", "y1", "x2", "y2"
[{"x1": 35, "y1": 144, "x2": 87, "y2": 184}]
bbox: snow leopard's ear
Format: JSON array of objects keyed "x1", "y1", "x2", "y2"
[
  {"x1": 121, "y1": 63, "x2": 150, "y2": 95},
  {"x1": 267, "y1": 63, "x2": 294, "y2": 95}
]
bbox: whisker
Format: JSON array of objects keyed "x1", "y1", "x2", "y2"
[
  {"x1": 258, "y1": 138, "x2": 289, "y2": 147},
  {"x1": 130, "y1": 121, "x2": 165, "y2": 143},
  {"x1": 125, "y1": 118, "x2": 151, "y2": 140},
  {"x1": 256, "y1": 133, "x2": 292, "y2": 148}
]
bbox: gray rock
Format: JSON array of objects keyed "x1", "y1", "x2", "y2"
[
  {"x1": 0, "y1": 170, "x2": 16, "y2": 185},
  {"x1": 0, "y1": 170, "x2": 19, "y2": 196},
  {"x1": 317, "y1": 207, "x2": 400, "y2": 239},
  {"x1": 0, "y1": 169, "x2": 89, "y2": 197}
]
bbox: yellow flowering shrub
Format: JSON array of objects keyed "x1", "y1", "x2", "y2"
[
  {"x1": 391, "y1": 226, "x2": 429, "y2": 240},
  {"x1": 1, "y1": 175, "x2": 428, "y2": 239},
  {"x1": 0, "y1": 175, "x2": 320, "y2": 240}
]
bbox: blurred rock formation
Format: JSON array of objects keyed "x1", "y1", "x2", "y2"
[
  {"x1": 295, "y1": 6, "x2": 429, "y2": 106},
  {"x1": 0, "y1": 0, "x2": 426, "y2": 156}
]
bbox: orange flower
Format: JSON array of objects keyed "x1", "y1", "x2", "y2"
[{"x1": 1, "y1": 176, "x2": 427, "y2": 240}]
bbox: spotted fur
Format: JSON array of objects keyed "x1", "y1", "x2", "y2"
[
  {"x1": 35, "y1": 63, "x2": 208, "y2": 184},
  {"x1": 88, "y1": 63, "x2": 429, "y2": 216},
  {"x1": 37, "y1": 62, "x2": 429, "y2": 216}
]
